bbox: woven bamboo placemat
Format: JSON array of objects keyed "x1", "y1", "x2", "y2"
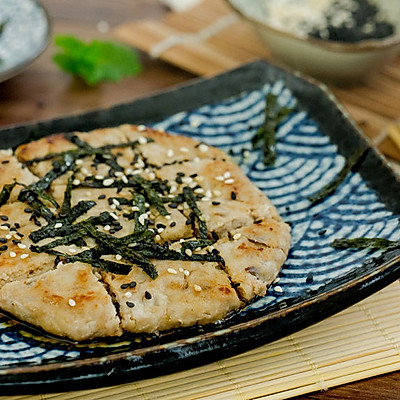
[
  {"x1": 9, "y1": 281, "x2": 400, "y2": 399},
  {"x1": 114, "y1": 0, "x2": 400, "y2": 163}
]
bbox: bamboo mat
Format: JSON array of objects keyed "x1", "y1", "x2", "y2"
[
  {"x1": 9, "y1": 281, "x2": 400, "y2": 400},
  {"x1": 114, "y1": 0, "x2": 400, "y2": 163}
]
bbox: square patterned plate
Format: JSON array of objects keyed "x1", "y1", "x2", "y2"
[{"x1": 1, "y1": 60, "x2": 400, "y2": 394}]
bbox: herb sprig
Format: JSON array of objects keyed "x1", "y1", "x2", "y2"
[{"x1": 53, "y1": 35, "x2": 142, "y2": 86}]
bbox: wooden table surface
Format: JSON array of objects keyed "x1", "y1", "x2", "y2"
[{"x1": 1, "y1": 1, "x2": 400, "y2": 399}]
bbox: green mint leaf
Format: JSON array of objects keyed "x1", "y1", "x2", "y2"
[{"x1": 53, "y1": 35, "x2": 142, "y2": 85}]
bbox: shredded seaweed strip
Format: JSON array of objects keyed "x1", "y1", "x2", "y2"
[
  {"x1": 252, "y1": 93, "x2": 296, "y2": 165},
  {"x1": 0, "y1": 182, "x2": 16, "y2": 207},
  {"x1": 308, "y1": 146, "x2": 369, "y2": 206},
  {"x1": 23, "y1": 137, "x2": 153, "y2": 166},
  {"x1": 182, "y1": 186, "x2": 208, "y2": 239},
  {"x1": 331, "y1": 237, "x2": 397, "y2": 250}
]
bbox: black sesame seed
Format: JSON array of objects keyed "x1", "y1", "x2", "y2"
[
  {"x1": 177, "y1": 172, "x2": 185, "y2": 177},
  {"x1": 129, "y1": 281, "x2": 137, "y2": 288},
  {"x1": 0, "y1": 215, "x2": 8, "y2": 221},
  {"x1": 212, "y1": 201, "x2": 221, "y2": 206},
  {"x1": 306, "y1": 273, "x2": 314, "y2": 284},
  {"x1": 168, "y1": 203, "x2": 178, "y2": 209},
  {"x1": 14, "y1": 223, "x2": 20, "y2": 229},
  {"x1": 114, "y1": 226, "x2": 122, "y2": 232},
  {"x1": 12, "y1": 239, "x2": 21, "y2": 244},
  {"x1": 175, "y1": 176, "x2": 183, "y2": 184},
  {"x1": 1, "y1": 223, "x2": 10, "y2": 228},
  {"x1": 170, "y1": 221, "x2": 176, "y2": 228},
  {"x1": 24, "y1": 208, "x2": 33, "y2": 213},
  {"x1": 190, "y1": 173, "x2": 198, "y2": 178},
  {"x1": 254, "y1": 219, "x2": 262, "y2": 224},
  {"x1": 126, "y1": 301, "x2": 135, "y2": 308},
  {"x1": 144, "y1": 291, "x2": 152, "y2": 300},
  {"x1": 1, "y1": 160, "x2": 10, "y2": 164},
  {"x1": 0, "y1": 238, "x2": 6, "y2": 243},
  {"x1": 98, "y1": 194, "x2": 106, "y2": 200},
  {"x1": 120, "y1": 283, "x2": 130, "y2": 289},
  {"x1": 109, "y1": 229, "x2": 116, "y2": 234},
  {"x1": 212, "y1": 248, "x2": 220, "y2": 255},
  {"x1": 318, "y1": 229, "x2": 326, "y2": 236},
  {"x1": 185, "y1": 219, "x2": 192, "y2": 225},
  {"x1": 0, "y1": 245, "x2": 7, "y2": 251},
  {"x1": 211, "y1": 231, "x2": 219, "y2": 241},
  {"x1": 230, "y1": 191, "x2": 237, "y2": 200},
  {"x1": 156, "y1": 223, "x2": 166, "y2": 229}
]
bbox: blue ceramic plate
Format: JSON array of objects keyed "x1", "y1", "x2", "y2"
[
  {"x1": 0, "y1": 0, "x2": 50, "y2": 83},
  {"x1": 0, "y1": 60, "x2": 400, "y2": 394}
]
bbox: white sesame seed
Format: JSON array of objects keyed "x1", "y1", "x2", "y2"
[
  {"x1": 194, "y1": 188, "x2": 204, "y2": 194},
  {"x1": 5, "y1": 234, "x2": 11, "y2": 239},
  {"x1": 148, "y1": 172, "x2": 156, "y2": 180},
  {"x1": 195, "y1": 175, "x2": 204, "y2": 182},
  {"x1": 205, "y1": 190, "x2": 212, "y2": 198},
  {"x1": 9, "y1": 251, "x2": 16, "y2": 258},
  {"x1": 95, "y1": 175, "x2": 104, "y2": 180},
  {"x1": 182, "y1": 177, "x2": 192, "y2": 184},
  {"x1": 116, "y1": 254, "x2": 122, "y2": 261},
  {"x1": 125, "y1": 168, "x2": 133, "y2": 175},
  {"x1": 233, "y1": 233, "x2": 242, "y2": 241},
  {"x1": 167, "y1": 149, "x2": 174, "y2": 158},
  {"x1": 223, "y1": 171, "x2": 231, "y2": 179},
  {"x1": 110, "y1": 212, "x2": 119, "y2": 220},
  {"x1": 110, "y1": 204, "x2": 117, "y2": 210},
  {"x1": 199, "y1": 144, "x2": 208, "y2": 153},
  {"x1": 125, "y1": 291, "x2": 132, "y2": 298},
  {"x1": 185, "y1": 249, "x2": 192, "y2": 256},
  {"x1": 201, "y1": 197, "x2": 211, "y2": 202},
  {"x1": 137, "y1": 125, "x2": 147, "y2": 132},
  {"x1": 167, "y1": 268, "x2": 178, "y2": 274},
  {"x1": 68, "y1": 299, "x2": 76, "y2": 307},
  {"x1": 274, "y1": 286, "x2": 283, "y2": 293},
  {"x1": 273, "y1": 277, "x2": 281, "y2": 284},
  {"x1": 112, "y1": 199, "x2": 120, "y2": 206},
  {"x1": 170, "y1": 185, "x2": 177, "y2": 194},
  {"x1": 138, "y1": 214, "x2": 146, "y2": 225},
  {"x1": 17, "y1": 243, "x2": 27, "y2": 249},
  {"x1": 215, "y1": 175, "x2": 224, "y2": 181},
  {"x1": 104, "y1": 225, "x2": 111, "y2": 231},
  {"x1": 180, "y1": 147, "x2": 189, "y2": 153},
  {"x1": 155, "y1": 234, "x2": 161, "y2": 241},
  {"x1": 179, "y1": 239, "x2": 185, "y2": 243},
  {"x1": 20, "y1": 253, "x2": 29, "y2": 259},
  {"x1": 194, "y1": 157, "x2": 200, "y2": 162},
  {"x1": 131, "y1": 206, "x2": 140, "y2": 212},
  {"x1": 165, "y1": 215, "x2": 171, "y2": 220},
  {"x1": 184, "y1": 270, "x2": 190, "y2": 277},
  {"x1": 179, "y1": 267, "x2": 184, "y2": 272},
  {"x1": 0, "y1": 226, "x2": 8, "y2": 231},
  {"x1": 81, "y1": 167, "x2": 89, "y2": 175},
  {"x1": 103, "y1": 178, "x2": 114, "y2": 186},
  {"x1": 138, "y1": 136, "x2": 147, "y2": 144},
  {"x1": 145, "y1": 202, "x2": 150, "y2": 207},
  {"x1": 72, "y1": 179, "x2": 81, "y2": 185},
  {"x1": 75, "y1": 159, "x2": 84, "y2": 165},
  {"x1": 68, "y1": 248, "x2": 77, "y2": 254},
  {"x1": 114, "y1": 171, "x2": 123, "y2": 177},
  {"x1": 121, "y1": 175, "x2": 129, "y2": 184},
  {"x1": 213, "y1": 190, "x2": 221, "y2": 197},
  {"x1": 157, "y1": 228, "x2": 164, "y2": 234},
  {"x1": 224, "y1": 178, "x2": 235, "y2": 184},
  {"x1": 194, "y1": 284, "x2": 202, "y2": 292}
]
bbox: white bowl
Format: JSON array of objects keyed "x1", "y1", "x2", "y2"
[{"x1": 227, "y1": 0, "x2": 400, "y2": 85}]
